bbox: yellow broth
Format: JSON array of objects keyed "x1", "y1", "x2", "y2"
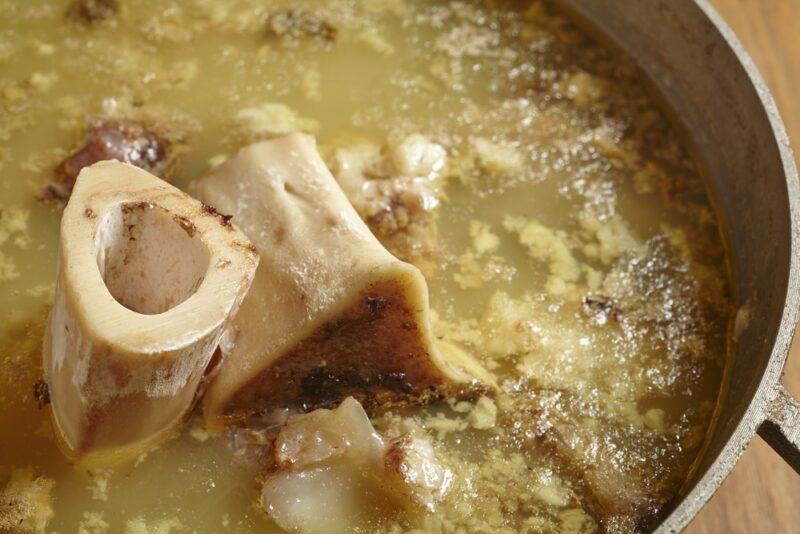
[{"x1": 0, "y1": 1, "x2": 732, "y2": 532}]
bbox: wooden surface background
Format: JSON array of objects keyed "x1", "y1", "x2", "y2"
[{"x1": 685, "y1": 1, "x2": 800, "y2": 532}]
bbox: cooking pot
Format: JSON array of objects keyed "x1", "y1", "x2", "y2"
[{"x1": 560, "y1": 1, "x2": 800, "y2": 531}]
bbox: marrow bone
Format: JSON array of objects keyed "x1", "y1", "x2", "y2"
[
  {"x1": 43, "y1": 161, "x2": 258, "y2": 464},
  {"x1": 190, "y1": 133, "x2": 493, "y2": 424}
]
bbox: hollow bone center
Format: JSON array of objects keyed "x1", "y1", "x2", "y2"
[{"x1": 96, "y1": 202, "x2": 210, "y2": 315}]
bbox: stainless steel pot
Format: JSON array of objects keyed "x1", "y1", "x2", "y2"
[{"x1": 561, "y1": 1, "x2": 800, "y2": 531}]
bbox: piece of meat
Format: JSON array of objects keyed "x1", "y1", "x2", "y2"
[
  {"x1": 189, "y1": 134, "x2": 493, "y2": 425},
  {"x1": 261, "y1": 397, "x2": 452, "y2": 532},
  {"x1": 43, "y1": 119, "x2": 170, "y2": 203},
  {"x1": 67, "y1": 0, "x2": 118, "y2": 23}
]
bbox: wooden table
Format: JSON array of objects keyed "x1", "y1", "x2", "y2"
[{"x1": 686, "y1": 1, "x2": 800, "y2": 532}]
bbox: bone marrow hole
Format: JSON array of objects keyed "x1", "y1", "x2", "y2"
[{"x1": 95, "y1": 202, "x2": 210, "y2": 314}]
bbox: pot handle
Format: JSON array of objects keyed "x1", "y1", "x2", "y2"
[{"x1": 758, "y1": 384, "x2": 800, "y2": 473}]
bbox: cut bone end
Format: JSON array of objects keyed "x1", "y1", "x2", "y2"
[
  {"x1": 43, "y1": 161, "x2": 258, "y2": 464},
  {"x1": 208, "y1": 266, "x2": 489, "y2": 422},
  {"x1": 191, "y1": 134, "x2": 494, "y2": 426}
]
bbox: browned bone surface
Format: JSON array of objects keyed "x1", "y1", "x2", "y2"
[
  {"x1": 42, "y1": 119, "x2": 170, "y2": 203},
  {"x1": 190, "y1": 134, "x2": 492, "y2": 425},
  {"x1": 226, "y1": 280, "x2": 460, "y2": 414}
]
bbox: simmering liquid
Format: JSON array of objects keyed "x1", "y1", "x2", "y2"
[{"x1": 0, "y1": 1, "x2": 732, "y2": 532}]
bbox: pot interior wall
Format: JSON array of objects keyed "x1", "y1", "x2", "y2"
[{"x1": 561, "y1": 0, "x2": 794, "y2": 526}]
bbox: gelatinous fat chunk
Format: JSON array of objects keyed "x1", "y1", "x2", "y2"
[
  {"x1": 42, "y1": 161, "x2": 258, "y2": 464},
  {"x1": 190, "y1": 134, "x2": 493, "y2": 424},
  {"x1": 261, "y1": 397, "x2": 451, "y2": 532}
]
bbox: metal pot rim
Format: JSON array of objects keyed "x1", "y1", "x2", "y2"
[{"x1": 655, "y1": 2, "x2": 800, "y2": 531}]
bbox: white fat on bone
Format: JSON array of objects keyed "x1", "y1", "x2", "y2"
[
  {"x1": 190, "y1": 133, "x2": 493, "y2": 424},
  {"x1": 261, "y1": 397, "x2": 452, "y2": 533},
  {"x1": 43, "y1": 161, "x2": 258, "y2": 464}
]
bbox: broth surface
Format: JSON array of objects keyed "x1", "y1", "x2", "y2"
[{"x1": 0, "y1": 1, "x2": 732, "y2": 532}]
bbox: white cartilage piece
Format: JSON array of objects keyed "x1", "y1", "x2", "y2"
[{"x1": 43, "y1": 161, "x2": 258, "y2": 464}]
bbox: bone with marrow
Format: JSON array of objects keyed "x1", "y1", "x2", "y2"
[
  {"x1": 43, "y1": 161, "x2": 258, "y2": 464},
  {"x1": 190, "y1": 133, "x2": 493, "y2": 425}
]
